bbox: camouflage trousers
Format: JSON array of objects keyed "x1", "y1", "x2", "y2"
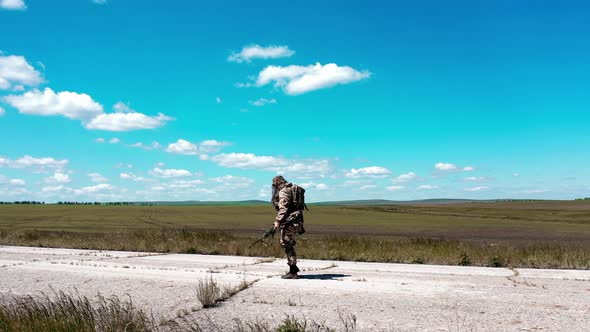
[{"x1": 280, "y1": 222, "x2": 302, "y2": 266}]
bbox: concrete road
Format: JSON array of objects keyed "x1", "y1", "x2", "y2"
[{"x1": 1, "y1": 245, "x2": 589, "y2": 331}]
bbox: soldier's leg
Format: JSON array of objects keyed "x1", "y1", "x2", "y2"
[{"x1": 280, "y1": 225, "x2": 298, "y2": 266}]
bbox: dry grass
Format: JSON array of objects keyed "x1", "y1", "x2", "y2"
[
  {"x1": 0, "y1": 291, "x2": 156, "y2": 332},
  {"x1": 0, "y1": 228, "x2": 588, "y2": 269},
  {"x1": 196, "y1": 278, "x2": 254, "y2": 309}
]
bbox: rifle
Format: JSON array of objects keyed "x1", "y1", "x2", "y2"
[{"x1": 249, "y1": 226, "x2": 276, "y2": 249}]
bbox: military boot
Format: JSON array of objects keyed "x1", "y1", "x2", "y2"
[{"x1": 281, "y1": 264, "x2": 300, "y2": 279}]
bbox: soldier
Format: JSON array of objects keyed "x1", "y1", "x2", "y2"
[{"x1": 271, "y1": 175, "x2": 306, "y2": 279}]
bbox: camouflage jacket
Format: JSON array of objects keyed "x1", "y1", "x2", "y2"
[{"x1": 274, "y1": 183, "x2": 303, "y2": 225}]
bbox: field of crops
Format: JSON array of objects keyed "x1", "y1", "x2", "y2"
[{"x1": 1, "y1": 201, "x2": 589, "y2": 268}]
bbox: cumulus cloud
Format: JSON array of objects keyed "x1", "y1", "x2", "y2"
[
  {"x1": 211, "y1": 153, "x2": 331, "y2": 176},
  {"x1": 434, "y1": 162, "x2": 457, "y2": 171},
  {"x1": 85, "y1": 102, "x2": 173, "y2": 131},
  {"x1": 44, "y1": 172, "x2": 71, "y2": 184},
  {"x1": 0, "y1": 106, "x2": 4, "y2": 116},
  {"x1": 464, "y1": 176, "x2": 486, "y2": 182},
  {"x1": 88, "y1": 172, "x2": 107, "y2": 183},
  {"x1": 0, "y1": 175, "x2": 25, "y2": 186},
  {"x1": 0, "y1": 155, "x2": 68, "y2": 172},
  {"x1": 417, "y1": 185, "x2": 438, "y2": 190},
  {"x1": 345, "y1": 166, "x2": 391, "y2": 178},
  {"x1": 4, "y1": 88, "x2": 103, "y2": 120},
  {"x1": 165, "y1": 139, "x2": 231, "y2": 156},
  {"x1": 119, "y1": 172, "x2": 146, "y2": 181},
  {"x1": 210, "y1": 175, "x2": 255, "y2": 189},
  {"x1": 386, "y1": 185, "x2": 404, "y2": 191},
  {"x1": 95, "y1": 137, "x2": 105, "y2": 143},
  {"x1": 256, "y1": 62, "x2": 370, "y2": 95},
  {"x1": 435, "y1": 162, "x2": 475, "y2": 173},
  {"x1": 228, "y1": 44, "x2": 294, "y2": 63},
  {"x1": 0, "y1": 0, "x2": 27, "y2": 10},
  {"x1": 464, "y1": 186, "x2": 488, "y2": 192},
  {"x1": 73, "y1": 183, "x2": 113, "y2": 195},
  {"x1": 109, "y1": 137, "x2": 120, "y2": 144},
  {"x1": 300, "y1": 181, "x2": 328, "y2": 191},
  {"x1": 394, "y1": 172, "x2": 416, "y2": 183},
  {"x1": 0, "y1": 54, "x2": 39, "y2": 88},
  {"x1": 129, "y1": 141, "x2": 161, "y2": 150},
  {"x1": 149, "y1": 167, "x2": 192, "y2": 178},
  {"x1": 151, "y1": 179, "x2": 205, "y2": 191},
  {"x1": 360, "y1": 185, "x2": 377, "y2": 190},
  {"x1": 249, "y1": 98, "x2": 277, "y2": 107}
]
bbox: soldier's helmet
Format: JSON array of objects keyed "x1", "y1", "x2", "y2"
[{"x1": 272, "y1": 175, "x2": 287, "y2": 188}]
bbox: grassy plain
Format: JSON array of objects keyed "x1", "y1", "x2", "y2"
[{"x1": 0, "y1": 201, "x2": 589, "y2": 269}]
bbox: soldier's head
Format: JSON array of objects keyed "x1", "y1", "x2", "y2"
[
  {"x1": 272, "y1": 175, "x2": 287, "y2": 188},
  {"x1": 271, "y1": 175, "x2": 288, "y2": 208}
]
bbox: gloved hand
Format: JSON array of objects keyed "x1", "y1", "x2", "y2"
[{"x1": 273, "y1": 221, "x2": 280, "y2": 230}]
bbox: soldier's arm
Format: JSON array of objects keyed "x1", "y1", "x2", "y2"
[{"x1": 275, "y1": 189, "x2": 290, "y2": 224}]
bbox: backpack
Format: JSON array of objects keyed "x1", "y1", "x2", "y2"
[{"x1": 291, "y1": 184, "x2": 309, "y2": 212}]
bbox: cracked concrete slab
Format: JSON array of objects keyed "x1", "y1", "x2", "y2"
[{"x1": 0, "y1": 246, "x2": 588, "y2": 331}]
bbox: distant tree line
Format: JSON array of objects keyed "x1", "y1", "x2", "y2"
[
  {"x1": 0, "y1": 201, "x2": 45, "y2": 205},
  {"x1": 56, "y1": 201, "x2": 155, "y2": 206},
  {"x1": 0, "y1": 201, "x2": 155, "y2": 206},
  {"x1": 575, "y1": 198, "x2": 590, "y2": 201}
]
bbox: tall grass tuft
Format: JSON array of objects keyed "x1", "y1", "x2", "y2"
[{"x1": 0, "y1": 291, "x2": 156, "y2": 332}]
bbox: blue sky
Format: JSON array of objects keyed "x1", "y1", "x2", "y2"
[{"x1": 0, "y1": 0, "x2": 589, "y2": 202}]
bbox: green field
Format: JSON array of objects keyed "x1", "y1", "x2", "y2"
[{"x1": 1, "y1": 201, "x2": 589, "y2": 269}]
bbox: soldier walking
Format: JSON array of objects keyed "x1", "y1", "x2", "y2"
[{"x1": 271, "y1": 175, "x2": 306, "y2": 279}]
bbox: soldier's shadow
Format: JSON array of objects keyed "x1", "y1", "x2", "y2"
[{"x1": 298, "y1": 273, "x2": 350, "y2": 280}]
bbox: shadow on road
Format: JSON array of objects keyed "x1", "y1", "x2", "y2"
[{"x1": 299, "y1": 273, "x2": 350, "y2": 280}]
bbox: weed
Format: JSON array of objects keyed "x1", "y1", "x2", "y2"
[
  {"x1": 459, "y1": 253, "x2": 471, "y2": 266},
  {"x1": 196, "y1": 277, "x2": 221, "y2": 308},
  {"x1": 0, "y1": 291, "x2": 156, "y2": 332}
]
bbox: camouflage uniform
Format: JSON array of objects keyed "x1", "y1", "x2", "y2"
[{"x1": 274, "y1": 184, "x2": 304, "y2": 266}]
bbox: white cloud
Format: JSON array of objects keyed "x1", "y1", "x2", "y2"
[
  {"x1": 4, "y1": 88, "x2": 103, "y2": 120},
  {"x1": 434, "y1": 162, "x2": 457, "y2": 171},
  {"x1": 394, "y1": 172, "x2": 416, "y2": 183},
  {"x1": 119, "y1": 172, "x2": 144, "y2": 181},
  {"x1": 199, "y1": 140, "x2": 231, "y2": 153},
  {"x1": 360, "y1": 185, "x2": 377, "y2": 190},
  {"x1": 210, "y1": 175, "x2": 254, "y2": 184},
  {"x1": 151, "y1": 179, "x2": 205, "y2": 191},
  {"x1": 0, "y1": 155, "x2": 68, "y2": 172},
  {"x1": 228, "y1": 44, "x2": 294, "y2": 63},
  {"x1": 95, "y1": 137, "x2": 105, "y2": 143},
  {"x1": 109, "y1": 137, "x2": 120, "y2": 144},
  {"x1": 256, "y1": 62, "x2": 370, "y2": 95},
  {"x1": 417, "y1": 185, "x2": 438, "y2": 190},
  {"x1": 8, "y1": 178, "x2": 25, "y2": 186},
  {"x1": 166, "y1": 139, "x2": 198, "y2": 155},
  {"x1": 386, "y1": 185, "x2": 404, "y2": 191},
  {"x1": 44, "y1": 172, "x2": 71, "y2": 184},
  {"x1": 463, "y1": 166, "x2": 475, "y2": 172},
  {"x1": 0, "y1": 175, "x2": 25, "y2": 186},
  {"x1": 129, "y1": 141, "x2": 161, "y2": 150},
  {"x1": 300, "y1": 182, "x2": 328, "y2": 191},
  {"x1": 0, "y1": 54, "x2": 40, "y2": 89},
  {"x1": 464, "y1": 186, "x2": 488, "y2": 192},
  {"x1": 0, "y1": 0, "x2": 27, "y2": 10},
  {"x1": 149, "y1": 167, "x2": 192, "y2": 178},
  {"x1": 88, "y1": 172, "x2": 107, "y2": 183},
  {"x1": 166, "y1": 139, "x2": 230, "y2": 155},
  {"x1": 0, "y1": 106, "x2": 5, "y2": 116},
  {"x1": 85, "y1": 102, "x2": 173, "y2": 131},
  {"x1": 41, "y1": 185, "x2": 64, "y2": 193},
  {"x1": 345, "y1": 166, "x2": 391, "y2": 178},
  {"x1": 211, "y1": 153, "x2": 331, "y2": 176},
  {"x1": 464, "y1": 176, "x2": 486, "y2": 182},
  {"x1": 249, "y1": 98, "x2": 277, "y2": 107},
  {"x1": 73, "y1": 183, "x2": 113, "y2": 195}
]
